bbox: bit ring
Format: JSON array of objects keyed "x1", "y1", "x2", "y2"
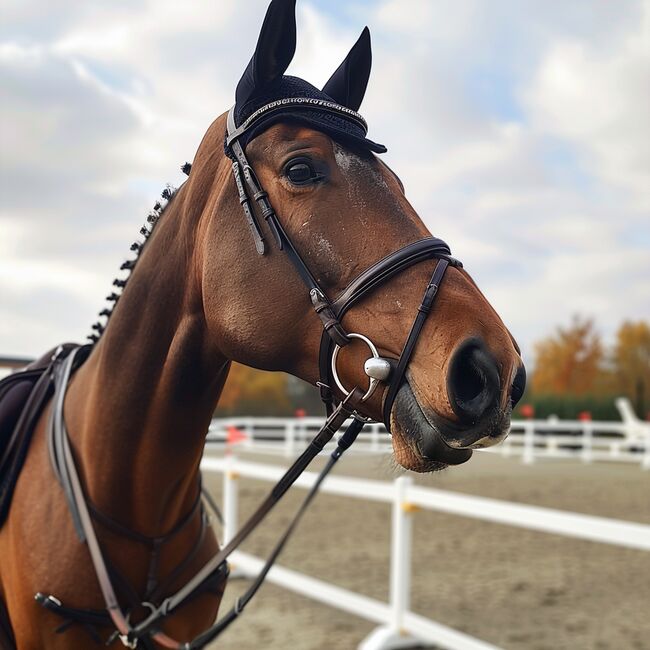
[{"x1": 331, "y1": 333, "x2": 381, "y2": 402}]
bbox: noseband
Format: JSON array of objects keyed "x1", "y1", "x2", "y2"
[{"x1": 225, "y1": 100, "x2": 462, "y2": 428}]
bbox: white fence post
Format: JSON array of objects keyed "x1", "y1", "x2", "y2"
[
  {"x1": 296, "y1": 419, "x2": 306, "y2": 445},
  {"x1": 522, "y1": 420, "x2": 535, "y2": 464},
  {"x1": 360, "y1": 475, "x2": 420, "y2": 650},
  {"x1": 285, "y1": 421, "x2": 296, "y2": 457},
  {"x1": 501, "y1": 429, "x2": 512, "y2": 457},
  {"x1": 223, "y1": 454, "x2": 248, "y2": 578},
  {"x1": 643, "y1": 424, "x2": 650, "y2": 471},
  {"x1": 244, "y1": 420, "x2": 254, "y2": 449},
  {"x1": 581, "y1": 420, "x2": 593, "y2": 463},
  {"x1": 371, "y1": 424, "x2": 380, "y2": 452},
  {"x1": 223, "y1": 454, "x2": 239, "y2": 545},
  {"x1": 390, "y1": 475, "x2": 413, "y2": 632}
]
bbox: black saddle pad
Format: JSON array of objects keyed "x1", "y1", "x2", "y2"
[
  {"x1": 0, "y1": 344, "x2": 84, "y2": 528},
  {"x1": 0, "y1": 366, "x2": 52, "y2": 527},
  {"x1": 0, "y1": 371, "x2": 43, "y2": 450}
]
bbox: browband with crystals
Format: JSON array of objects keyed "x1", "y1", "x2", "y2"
[{"x1": 226, "y1": 97, "x2": 368, "y2": 147}]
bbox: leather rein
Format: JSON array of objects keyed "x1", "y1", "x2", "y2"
[{"x1": 36, "y1": 99, "x2": 462, "y2": 649}]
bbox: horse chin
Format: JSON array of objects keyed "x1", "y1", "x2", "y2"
[{"x1": 389, "y1": 382, "x2": 508, "y2": 473}]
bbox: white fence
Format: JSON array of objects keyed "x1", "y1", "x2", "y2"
[
  {"x1": 501, "y1": 417, "x2": 649, "y2": 467},
  {"x1": 200, "y1": 455, "x2": 650, "y2": 650},
  {"x1": 207, "y1": 399, "x2": 650, "y2": 470}
]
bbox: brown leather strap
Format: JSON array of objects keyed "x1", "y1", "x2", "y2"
[
  {"x1": 54, "y1": 352, "x2": 130, "y2": 637},
  {"x1": 46, "y1": 346, "x2": 364, "y2": 648},
  {"x1": 226, "y1": 108, "x2": 352, "y2": 351},
  {"x1": 231, "y1": 161, "x2": 265, "y2": 254},
  {"x1": 188, "y1": 416, "x2": 366, "y2": 648},
  {"x1": 331, "y1": 238, "x2": 457, "y2": 316},
  {"x1": 49, "y1": 350, "x2": 181, "y2": 648},
  {"x1": 316, "y1": 240, "x2": 458, "y2": 425},
  {"x1": 382, "y1": 259, "x2": 450, "y2": 426},
  {"x1": 132, "y1": 388, "x2": 364, "y2": 642}
]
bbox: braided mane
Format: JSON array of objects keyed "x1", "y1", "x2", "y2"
[{"x1": 86, "y1": 162, "x2": 192, "y2": 344}]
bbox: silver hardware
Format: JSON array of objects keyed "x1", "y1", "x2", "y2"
[
  {"x1": 331, "y1": 333, "x2": 384, "y2": 402},
  {"x1": 118, "y1": 635, "x2": 138, "y2": 649},
  {"x1": 51, "y1": 345, "x2": 64, "y2": 363},
  {"x1": 364, "y1": 357, "x2": 392, "y2": 381},
  {"x1": 119, "y1": 602, "x2": 155, "y2": 647},
  {"x1": 310, "y1": 287, "x2": 327, "y2": 309}
]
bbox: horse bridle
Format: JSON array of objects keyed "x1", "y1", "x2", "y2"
[
  {"x1": 35, "y1": 100, "x2": 464, "y2": 649},
  {"x1": 225, "y1": 98, "x2": 462, "y2": 428}
]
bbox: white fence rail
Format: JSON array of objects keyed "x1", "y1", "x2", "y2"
[
  {"x1": 207, "y1": 402, "x2": 650, "y2": 469},
  {"x1": 200, "y1": 455, "x2": 650, "y2": 650}
]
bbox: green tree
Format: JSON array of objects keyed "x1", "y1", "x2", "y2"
[{"x1": 217, "y1": 363, "x2": 290, "y2": 416}]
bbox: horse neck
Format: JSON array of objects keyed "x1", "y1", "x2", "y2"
[{"x1": 63, "y1": 186, "x2": 229, "y2": 536}]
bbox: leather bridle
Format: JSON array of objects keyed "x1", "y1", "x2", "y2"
[
  {"x1": 35, "y1": 100, "x2": 463, "y2": 649},
  {"x1": 225, "y1": 99, "x2": 462, "y2": 428}
]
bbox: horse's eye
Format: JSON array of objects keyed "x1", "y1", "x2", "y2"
[{"x1": 285, "y1": 159, "x2": 321, "y2": 186}]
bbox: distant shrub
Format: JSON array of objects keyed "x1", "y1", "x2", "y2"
[{"x1": 514, "y1": 394, "x2": 621, "y2": 421}]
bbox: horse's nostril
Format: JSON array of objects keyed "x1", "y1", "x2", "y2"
[
  {"x1": 510, "y1": 364, "x2": 526, "y2": 408},
  {"x1": 446, "y1": 338, "x2": 500, "y2": 425}
]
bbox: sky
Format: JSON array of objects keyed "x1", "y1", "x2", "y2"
[{"x1": 1, "y1": 0, "x2": 649, "y2": 364}]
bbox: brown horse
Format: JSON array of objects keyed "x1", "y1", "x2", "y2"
[{"x1": 0, "y1": 0, "x2": 524, "y2": 647}]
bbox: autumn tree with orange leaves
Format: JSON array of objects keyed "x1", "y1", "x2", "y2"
[
  {"x1": 217, "y1": 362, "x2": 290, "y2": 416},
  {"x1": 612, "y1": 320, "x2": 650, "y2": 415},
  {"x1": 529, "y1": 317, "x2": 650, "y2": 418},
  {"x1": 531, "y1": 316, "x2": 606, "y2": 396}
]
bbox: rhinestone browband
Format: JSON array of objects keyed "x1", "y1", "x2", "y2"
[{"x1": 226, "y1": 98, "x2": 369, "y2": 147}]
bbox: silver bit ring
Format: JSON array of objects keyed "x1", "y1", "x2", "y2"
[{"x1": 331, "y1": 333, "x2": 381, "y2": 402}]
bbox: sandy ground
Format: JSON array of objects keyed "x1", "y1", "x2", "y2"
[{"x1": 202, "y1": 449, "x2": 650, "y2": 650}]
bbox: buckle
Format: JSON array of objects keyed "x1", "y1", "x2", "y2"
[{"x1": 118, "y1": 634, "x2": 139, "y2": 649}]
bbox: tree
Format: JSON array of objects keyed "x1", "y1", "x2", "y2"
[
  {"x1": 217, "y1": 363, "x2": 290, "y2": 415},
  {"x1": 612, "y1": 320, "x2": 650, "y2": 416},
  {"x1": 531, "y1": 315, "x2": 606, "y2": 396}
]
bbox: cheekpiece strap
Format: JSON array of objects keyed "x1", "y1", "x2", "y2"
[{"x1": 226, "y1": 106, "x2": 351, "y2": 351}]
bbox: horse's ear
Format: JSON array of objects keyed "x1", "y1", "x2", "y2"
[
  {"x1": 235, "y1": 0, "x2": 297, "y2": 107},
  {"x1": 322, "y1": 27, "x2": 372, "y2": 111}
]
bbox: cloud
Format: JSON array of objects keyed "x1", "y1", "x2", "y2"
[
  {"x1": 356, "y1": 0, "x2": 650, "y2": 362},
  {"x1": 524, "y1": 7, "x2": 650, "y2": 211},
  {"x1": 0, "y1": 0, "x2": 648, "y2": 364}
]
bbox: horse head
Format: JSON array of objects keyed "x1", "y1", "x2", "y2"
[{"x1": 180, "y1": 0, "x2": 525, "y2": 472}]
